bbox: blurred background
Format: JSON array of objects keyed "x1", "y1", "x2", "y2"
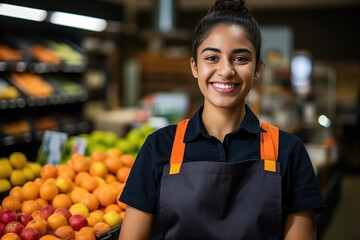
[{"x1": 0, "y1": 0, "x2": 359, "y2": 239}]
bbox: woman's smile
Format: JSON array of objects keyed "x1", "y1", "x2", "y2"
[{"x1": 210, "y1": 81, "x2": 241, "y2": 93}]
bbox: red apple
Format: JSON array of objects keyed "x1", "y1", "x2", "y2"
[
  {"x1": 40, "y1": 205, "x2": 55, "y2": 220},
  {"x1": 17, "y1": 213, "x2": 33, "y2": 226},
  {"x1": 4, "y1": 221, "x2": 24, "y2": 235},
  {"x1": 20, "y1": 227, "x2": 40, "y2": 240},
  {"x1": 69, "y1": 214, "x2": 88, "y2": 231},
  {"x1": 53, "y1": 208, "x2": 71, "y2": 220},
  {"x1": 0, "y1": 210, "x2": 18, "y2": 225},
  {"x1": 0, "y1": 223, "x2": 5, "y2": 238}
]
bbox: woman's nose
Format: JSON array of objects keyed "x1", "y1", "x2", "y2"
[{"x1": 217, "y1": 60, "x2": 235, "y2": 78}]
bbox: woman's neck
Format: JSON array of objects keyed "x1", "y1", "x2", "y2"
[{"x1": 201, "y1": 104, "x2": 246, "y2": 142}]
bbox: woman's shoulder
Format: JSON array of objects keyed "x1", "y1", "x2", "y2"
[{"x1": 147, "y1": 124, "x2": 177, "y2": 143}]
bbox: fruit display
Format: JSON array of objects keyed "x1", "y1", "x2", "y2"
[
  {"x1": 10, "y1": 73, "x2": 54, "y2": 98},
  {"x1": 1, "y1": 120, "x2": 31, "y2": 137},
  {"x1": 0, "y1": 45, "x2": 22, "y2": 62},
  {"x1": 47, "y1": 42, "x2": 85, "y2": 66},
  {"x1": 0, "y1": 152, "x2": 42, "y2": 193},
  {"x1": 29, "y1": 45, "x2": 62, "y2": 65},
  {"x1": 0, "y1": 78, "x2": 20, "y2": 100},
  {"x1": 46, "y1": 74, "x2": 87, "y2": 98},
  {"x1": 61, "y1": 124, "x2": 154, "y2": 163},
  {"x1": 0, "y1": 148, "x2": 135, "y2": 239}
]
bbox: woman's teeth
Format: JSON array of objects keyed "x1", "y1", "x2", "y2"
[{"x1": 212, "y1": 83, "x2": 237, "y2": 89}]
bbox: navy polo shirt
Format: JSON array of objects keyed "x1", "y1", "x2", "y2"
[{"x1": 120, "y1": 105, "x2": 326, "y2": 218}]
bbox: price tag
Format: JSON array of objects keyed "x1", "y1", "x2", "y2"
[
  {"x1": 71, "y1": 137, "x2": 87, "y2": 155},
  {"x1": 40, "y1": 131, "x2": 68, "y2": 165}
]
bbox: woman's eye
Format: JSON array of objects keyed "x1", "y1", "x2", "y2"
[
  {"x1": 234, "y1": 56, "x2": 247, "y2": 62},
  {"x1": 205, "y1": 56, "x2": 218, "y2": 61}
]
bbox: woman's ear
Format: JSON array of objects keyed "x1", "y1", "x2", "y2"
[
  {"x1": 190, "y1": 57, "x2": 198, "y2": 78},
  {"x1": 254, "y1": 60, "x2": 263, "y2": 81}
]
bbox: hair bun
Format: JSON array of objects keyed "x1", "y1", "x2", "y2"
[{"x1": 209, "y1": 0, "x2": 249, "y2": 14}]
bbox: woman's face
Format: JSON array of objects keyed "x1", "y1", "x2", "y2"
[{"x1": 190, "y1": 24, "x2": 259, "y2": 110}]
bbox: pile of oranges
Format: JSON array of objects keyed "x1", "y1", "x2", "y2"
[{"x1": 0, "y1": 148, "x2": 135, "y2": 240}]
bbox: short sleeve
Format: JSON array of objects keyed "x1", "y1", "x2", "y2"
[
  {"x1": 119, "y1": 134, "x2": 158, "y2": 214},
  {"x1": 286, "y1": 139, "x2": 326, "y2": 214}
]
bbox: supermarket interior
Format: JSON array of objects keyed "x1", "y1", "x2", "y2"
[{"x1": 0, "y1": 0, "x2": 359, "y2": 239}]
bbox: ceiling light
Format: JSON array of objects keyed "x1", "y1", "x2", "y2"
[
  {"x1": 49, "y1": 12, "x2": 107, "y2": 32},
  {"x1": 0, "y1": 3, "x2": 47, "y2": 22}
]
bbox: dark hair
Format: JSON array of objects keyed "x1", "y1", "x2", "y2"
[{"x1": 192, "y1": 0, "x2": 262, "y2": 68}]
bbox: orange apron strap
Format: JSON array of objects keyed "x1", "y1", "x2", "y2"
[
  {"x1": 169, "y1": 119, "x2": 190, "y2": 174},
  {"x1": 260, "y1": 122, "x2": 279, "y2": 172}
]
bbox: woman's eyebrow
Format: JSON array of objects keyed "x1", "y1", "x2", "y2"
[
  {"x1": 201, "y1": 47, "x2": 220, "y2": 54},
  {"x1": 201, "y1": 47, "x2": 252, "y2": 55}
]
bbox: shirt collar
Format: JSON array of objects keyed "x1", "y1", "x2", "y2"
[{"x1": 184, "y1": 105, "x2": 265, "y2": 143}]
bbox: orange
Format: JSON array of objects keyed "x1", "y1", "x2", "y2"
[
  {"x1": 34, "y1": 177, "x2": 45, "y2": 187},
  {"x1": 47, "y1": 213, "x2": 68, "y2": 230},
  {"x1": 54, "y1": 225, "x2": 75, "y2": 240},
  {"x1": 75, "y1": 229, "x2": 96, "y2": 240},
  {"x1": 22, "y1": 181, "x2": 40, "y2": 200},
  {"x1": 55, "y1": 176, "x2": 73, "y2": 193},
  {"x1": 90, "y1": 209, "x2": 104, "y2": 218},
  {"x1": 104, "y1": 155, "x2": 123, "y2": 174},
  {"x1": 35, "y1": 198, "x2": 49, "y2": 208},
  {"x1": 104, "y1": 174, "x2": 117, "y2": 184},
  {"x1": 117, "y1": 193, "x2": 127, "y2": 211},
  {"x1": 22, "y1": 200, "x2": 41, "y2": 215},
  {"x1": 52, "y1": 194, "x2": 72, "y2": 209},
  {"x1": 121, "y1": 154, "x2": 135, "y2": 168},
  {"x1": 116, "y1": 167, "x2": 131, "y2": 183},
  {"x1": 79, "y1": 193, "x2": 99, "y2": 212},
  {"x1": 39, "y1": 182, "x2": 59, "y2": 201},
  {"x1": 91, "y1": 150, "x2": 107, "y2": 162},
  {"x1": 56, "y1": 165, "x2": 75, "y2": 180},
  {"x1": 70, "y1": 187, "x2": 89, "y2": 204},
  {"x1": 89, "y1": 211, "x2": 103, "y2": 222},
  {"x1": 1, "y1": 233, "x2": 21, "y2": 240},
  {"x1": 92, "y1": 222, "x2": 111, "y2": 238},
  {"x1": 89, "y1": 162, "x2": 108, "y2": 177},
  {"x1": 9, "y1": 186, "x2": 23, "y2": 201},
  {"x1": 104, "y1": 204, "x2": 121, "y2": 213},
  {"x1": 93, "y1": 186, "x2": 117, "y2": 207},
  {"x1": 86, "y1": 216, "x2": 99, "y2": 227},
  {"x1": 31, "y1": 209, "x2": 41, "y2": 219},
  {"x1": 1, "y1": 196, "x2": 21, "y2": 212},
  {"x1": 80, "y1": 176, "x2": 98, "y2": 192},
  {"x1": 74, "y1": 172, "x2": 90, "y2": 186},
  {"x1": 27, "y1": 218, "x2": 47, "y2": 236},
  {"x1": 106, "y1": 148, "x2": 122, "y2": 158},
  {"x1": 41, "y1": 164, "x2": 57, "y2": 179},
  {"x1": 39, "y1": 235, "x2": 62, "y2": 240},
  {"x1": 119, "y1": 210, "x2": 125, "y2": 220},
  {"x1": 71, "y1": 154, "x2": 91, "y2": 173}
]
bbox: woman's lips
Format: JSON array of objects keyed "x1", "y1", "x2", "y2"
[{"x1": 210, "y1": 82, "x2": 240, "y2": 93}]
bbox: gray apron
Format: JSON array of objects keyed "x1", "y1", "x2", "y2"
[{"x1": 160, "y1": 119, "x2": 282, "y2": 240}]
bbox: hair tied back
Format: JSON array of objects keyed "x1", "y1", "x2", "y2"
[{"x1": 209, "y1": 0, "x2": 249, "y2": 14}]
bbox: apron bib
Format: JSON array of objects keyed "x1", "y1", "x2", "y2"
[{"x1": 160, "y1": 119, "x2": 282, "y2": 240}]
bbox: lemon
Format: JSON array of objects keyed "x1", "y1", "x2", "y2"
[
  {"x1": 69, "y1": 203, "x2": 89, "y2": 217},
  {"x1": 103, "y1": 211, "x2": 122, "y2": 227},
  {"x1": 9, "y1": 152, "x2": 27, "y2": 169},
  {"x1": 27, "y1": 162, "x2": 42, "y2": 177},
  {"x1": 0, "y1": 179, "x2": 11, "y2": 193},
  {"x1": 0, "y1": 160, "x2": 13, "y2": 179},
  {"x1": 10, "y1": 169, "x2": 27, "y2": 186},
  {"x1": 22, "y1": 167, "x2": 35, "y2": 181}
]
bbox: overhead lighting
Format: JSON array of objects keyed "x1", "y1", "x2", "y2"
[
  {"x1": 0, "y1": 3, "x2": 47, "y2": 22},
  {"x1": 50, "y1": 12, "x2": 107, "y2": 32},
  {"x1": 318, "y1": 115, "x2": 331, "y2": 128}
]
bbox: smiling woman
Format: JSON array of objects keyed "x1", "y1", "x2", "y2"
[{"x1": 118, "y1": 0, "x2": 326, "y2": 239}]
